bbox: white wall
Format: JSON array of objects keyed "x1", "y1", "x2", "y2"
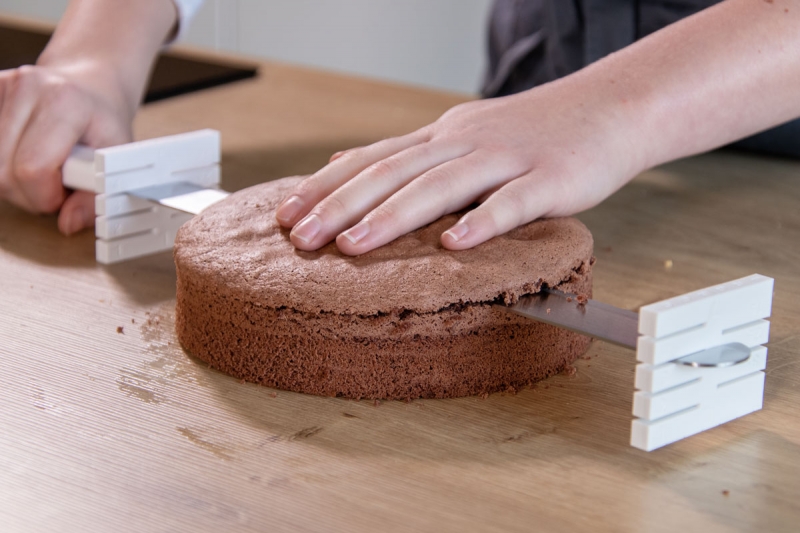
[{"x1": 1, "y1": 0, "x2": 492, "y2": 94}]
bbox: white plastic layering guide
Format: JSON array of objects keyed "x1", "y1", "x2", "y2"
[
  {"x1": 61, "y1": 130, "x2": 775, "y2": 451},
  {"x1": 631, "y1": 274, "x2": 772, "y2": 450},
  {"x1": 62, "y1": 129, "x2": 226, "y2": 264}
]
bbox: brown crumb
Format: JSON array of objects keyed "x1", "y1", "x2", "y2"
[
  {"x1": 722, "y1": 490, "x2": 730, "y2": 496},
  {"x1": 562, "y1": 364, "x2": 577, "y2": 377},
  {"x1": 576, "y1": 294, "x2": 588, "y2": 307},
  {"x1": 664, "y1": 259, "x2": 673, "y2": 270},
  {"x1": 116, "y1": 326, "x2": 124, "y2": 334},
  {"x1": 373, "y1": 399, "x2": 381, "y2": 407},
  {"x1": 566, "y1": 297, "x2": 573, "y2": 303},
  {"x1": 131, "y1": 318, "x2": 135, "y2": 324},
  {"x1": 480, "y1": 392, "x2": 489, "y2": 400},
  {"x1": 269, "y1": 392, "x2": 278, "y2": 398}
]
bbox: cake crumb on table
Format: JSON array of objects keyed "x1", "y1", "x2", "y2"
[
  {"x1": 562, "y1": 364, "x2": 577, "y2": 377},
  {"x1": 722, "y1": 490, "x2": 730, "y2": 496},
  {"x1": 116, "y1": 326, "x2": 124, "y2": 334},
  {"x1": 664, "y1": 259, "x2": 673, "y2": 270}
]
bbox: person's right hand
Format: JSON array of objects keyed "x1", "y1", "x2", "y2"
[{"x1": 0, "y1": 61, "x2": 133, "y2": 235}]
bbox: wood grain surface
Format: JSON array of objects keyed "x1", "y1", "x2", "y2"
[{"x1": 1, "y1": 48, "x2": 799, "y2": 533}]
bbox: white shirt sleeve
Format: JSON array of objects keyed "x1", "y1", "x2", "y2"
[{"x1": 169, "y1": 0, "x2": 206, "y2": 42}]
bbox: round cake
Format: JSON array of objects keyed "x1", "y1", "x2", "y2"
[{"x1": 174, "y1": 176, "x2": 594, "y2": 400}]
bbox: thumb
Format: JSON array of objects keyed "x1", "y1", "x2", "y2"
[{"x1": 57, "y1": 190, "x2": 96, "y2": 236}]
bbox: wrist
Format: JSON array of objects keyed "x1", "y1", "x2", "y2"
[{"x1": 528, "y1": 72, "x2": 654, "y2": 187}]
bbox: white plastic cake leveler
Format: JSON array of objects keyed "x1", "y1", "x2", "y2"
[
  {"x1": 506, "y1": 274, "x2": 774, "y2": 451},
  {"x1": 61, "y1": 130, "x2": 775, "y2": 452},
  {"x1": 62, "y1": 129, "x2": 228, "y2": 264}
]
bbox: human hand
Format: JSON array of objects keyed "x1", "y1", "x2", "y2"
[
  {"x1": 0, "y1": 61, "x2": 133, "y2": 235},
  {"x1": 274, "y1": 79, "x2": 644, "y2": 255}
]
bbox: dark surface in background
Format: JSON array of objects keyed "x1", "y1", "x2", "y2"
[{"x1": 0, "y1": 24, "x2": 258, "y2": 103}]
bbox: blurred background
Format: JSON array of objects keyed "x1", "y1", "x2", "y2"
[{"x1": 0, "y1": 0, "x2": 493, "y2": 94}]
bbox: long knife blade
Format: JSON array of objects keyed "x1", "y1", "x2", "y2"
[
  {"x1": 126, "y1": 181, "x2": 230, "y2": 215},
  {"x1": 503, "y1": 289, "x2": 639, "y2": 349}
]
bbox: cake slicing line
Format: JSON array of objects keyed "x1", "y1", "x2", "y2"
[
  {"x1": 505, "y1": 274, "x2": 774, "y2": 452},
  {"x1": 62, "y1": 129, "x2": 228, "y2": 264}
]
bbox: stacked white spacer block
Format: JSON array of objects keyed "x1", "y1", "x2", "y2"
[
  {"x1": 631, "y1": 274, "x2": 774, "y2": 451},
  {"x1": 62, "y1": 130, "x2": 221, "y2": 264}
]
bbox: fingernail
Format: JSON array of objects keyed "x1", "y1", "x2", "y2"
[
  {"x1": 65, "y1": 208, "x2": 87, "y2": 235},
  {"x1": 291, "y1": 214, "x2": 321, "y2": 244},
  {"x1": 444, "y1": 220, "x2": 469, "y2": 242},
  {"x1": 276, "y1": 196, "x2": 304, "y2": 225},
  {"x1": 341, "y1": 221, "x2": 370, "y2": 245}
]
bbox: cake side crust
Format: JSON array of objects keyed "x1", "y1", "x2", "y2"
[{"x1": 176, "y1": 258, "x2": 593, "y2": 399}]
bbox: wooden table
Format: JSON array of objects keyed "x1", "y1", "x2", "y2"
[{"x1": 1, "y1": 49, "x2": 799, "y2": 533}]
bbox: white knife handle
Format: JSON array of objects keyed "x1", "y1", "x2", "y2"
[{"x1": 62, "y1": 145, "x2": 98, "y2": 192}]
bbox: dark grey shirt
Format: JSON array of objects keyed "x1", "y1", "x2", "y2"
[{"x1": 483, "y1": 0, "x2": 799, "y2": 157}]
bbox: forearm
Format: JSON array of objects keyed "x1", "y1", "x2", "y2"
[
  {"x1": 567, "y1": 0, "x2": 800, "y2": 172},
  {"x1": 36, "y1": 0, "x2": 179, "y2": 120}
]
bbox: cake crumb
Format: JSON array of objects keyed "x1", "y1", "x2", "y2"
[
  {"x1": 566, "y1": 297, "x2": 573, "y2": 303},
  {"x1": 562, "y1": 364, "x2": 577, "y2": 377},
  {"x1": 269, "y1": 392, "x2": 278, "y2": 398},
  {"x1": 373, "y1": 399, "x2": 381, "y2": 407},
  {"x1": 664, "y1": 259, "x2": 673, "y2": 270},
  {"x1": 576, "y1": 294, "x2": 588, "y2": 307},
  {"x1": 116, "y1": 326, "x2": 124, "y2": 334},
  {"x1": 131, "y1": 318, "x2": 135, "y2": 324},
  {"x1": 480, "y1": 392, "x2": 490, "y2": 400},
  {"x1": 546, "y1": 308, "x2": 551, "y2": 314},
  {"x1": 722, "y1": 490, "x2": 730, "y2": 496}
]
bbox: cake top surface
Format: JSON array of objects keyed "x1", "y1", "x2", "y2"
[{"x1": 174, "y1": 177, "x2": 593, "y2": 315}]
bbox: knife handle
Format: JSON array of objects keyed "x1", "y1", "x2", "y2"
[{"x1": 62, "y1": 145, "x2": 98, "y2": 192}]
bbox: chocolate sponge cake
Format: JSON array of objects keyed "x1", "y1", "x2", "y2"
[{"x1": 174, "y1": 176, "x2": 594, "y2": 399}]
